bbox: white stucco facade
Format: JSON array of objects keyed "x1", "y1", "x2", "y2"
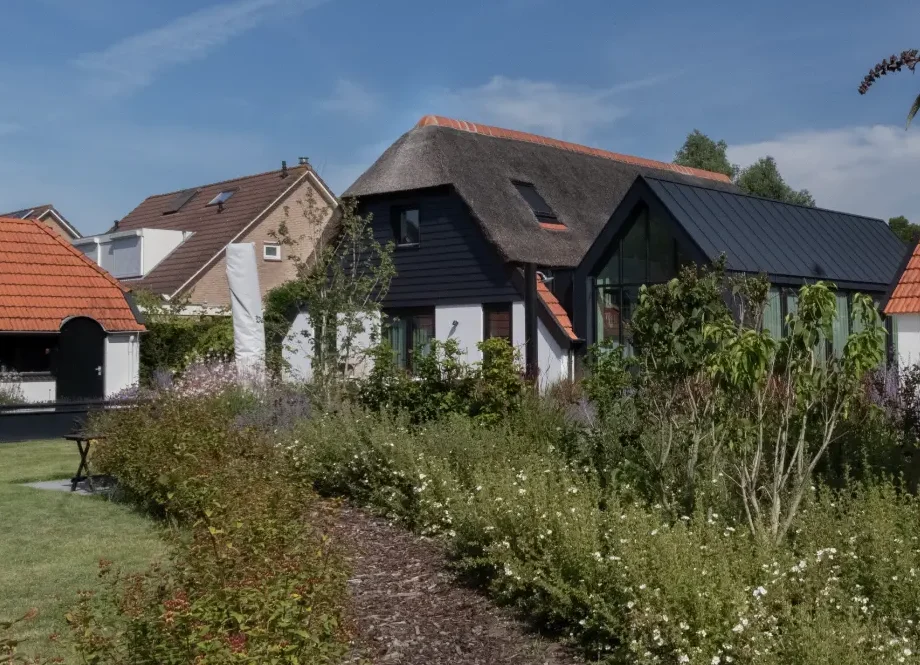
[
  {"x1": 104, "y1": 333, "x2": 140, "y2": 397},
  {"x1": 281, "y1": 302, "x2": 574, "y2": 390},
  {"x1": 894, "y1": 313, "x2": 920, "y2": 368},
  {"x1": 283, "y1": 311, "x2": 379, "y2": 382},
  {"x1": 435, "y1": 304, "x2": 484, "y2": 364}
]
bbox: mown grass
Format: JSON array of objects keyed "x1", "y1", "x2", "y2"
[{"x1": 0, "y1": 439, "x2": 166, "y2": 661}]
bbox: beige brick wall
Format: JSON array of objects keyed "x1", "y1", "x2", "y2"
[
  {"x1": 185, "y1": 176, "x2": 335, "y2": 308},
  {"x1": 39, "y1": 214, "x2": 76, "y2": 240}
]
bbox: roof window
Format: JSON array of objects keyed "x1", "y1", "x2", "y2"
[
  {"x1": 513, "y1": 181, "x2": 559, "y2": 224},
  {"x1": 207, "y1": 190, "x2": 236, "y2": 207},
  {"x1": 163, "y1": 188, "x2": 198, "y2": 215}
]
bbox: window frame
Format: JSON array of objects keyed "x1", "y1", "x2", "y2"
[
  {"x1": 206, "y1": 189, "x2": 237, "y2": 207},
  {"x1": 483, "y1": 303, "x2": 513, "y2": 343},
  {"x1": 391, "y1": 205, "x2": 421, "y2": 248},
  {"x1": 263, "y1": 243, "x2": 281, "y2": 261},
  {"x1": 382, "y1": 307, "x2": 435, "y2": 370},
  {"x1": 512, "y1": 181, "x2": 559, "y2": 224}
]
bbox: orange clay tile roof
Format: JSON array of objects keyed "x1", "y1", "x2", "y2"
[
  {"x1": 886, "y1": 243, "x2": 920, "y2": 314},
  {"x1": 0, "y1": 217, "x2": 145, "y2": 332},
  {"x1": 416, "y1": 115, "x2": 733, "y2": 184},
  {"x1": 537, "y1": 278, "x2": 577, "y2": 341}
]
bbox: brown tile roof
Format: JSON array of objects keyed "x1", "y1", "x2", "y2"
[
  {"x1": 885, "y1": 243, "x2": 920, "y2": 314},
  {"x1": 0, "y1": 217, "x2": 144, "y2": 332},
  {"x1": 537, "y1": 278, "x2": 577, "y2": 341},
  {"x1": 415, "y1": 115, "x2": 733, "y2": 183},
  {"x1": 117, "y1": 165, "x2": 328, "y2": 297}
]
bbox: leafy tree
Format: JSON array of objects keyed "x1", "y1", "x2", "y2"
[
  {"x1": 673, "y1": 129, "x2": 736, "y2": 178},
  {"x1": 889, "y1": 215, "x2": 920, "y2": 245},
  {"x1": 271, "y1": 195, "x2": 395, "y2": 404},
  {"x1": 859, "y1": 49, "x2": 920, "y2": 126},
  {"x1": 734, "y1": 156, "x2": 815, "y2": 206},
  {"x1": 674, "y1": 131, "x2": 815, "y2": 206}
]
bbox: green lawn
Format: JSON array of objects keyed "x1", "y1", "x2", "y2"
[{"x1": 0, "y1": 440, "x2": 166, "y2": 661}]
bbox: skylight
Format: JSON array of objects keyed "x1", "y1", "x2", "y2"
[
  {"x1": 513, "y1": 181, "x2": 558, "y2": 222},
  {"x1": 163, "y1": 188, "x2": 198, "y2": 215},
  {"x1": 207, "y1": 190, "x2": 236, "y2": 207}
]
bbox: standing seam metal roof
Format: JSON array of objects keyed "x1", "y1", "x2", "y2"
[{"x1": 643, "y1": 177, "x2": 905, "y2": 288}]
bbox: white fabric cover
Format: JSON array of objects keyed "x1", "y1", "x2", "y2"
[{"x1": 226, "y1": 243, "x2": 265, "y2": 382}]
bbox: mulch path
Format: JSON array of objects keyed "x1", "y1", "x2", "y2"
[{"x1": 325, "y1": 502, "x2": 583, "y2": 665}]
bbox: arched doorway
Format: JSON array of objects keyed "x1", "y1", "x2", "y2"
[{"x1": 57, "y1": 317, "x2": 105, "y2": 401}]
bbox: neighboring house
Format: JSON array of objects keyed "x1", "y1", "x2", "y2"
[
  {"x1": 341, "y1": 115, "x2": 906, "y2": 386},
  {"x1": 884, "y1": 243, "x2": 920, "y2": 366},
  {"x1": 1, "y1": 204, "x2": 81, "y2": 240},
  {"x1": 73, "y1": 161, "x2": 337, "y2": 309},
  {"x1": 0, "y1": 216, "x2": 144, "y2": 403}
]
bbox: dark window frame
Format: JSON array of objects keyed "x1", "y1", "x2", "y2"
[
  {"x1": 382, "y1": 307, "x2": 435, "y2": 371},
  {"x1": 391, "y1": 205, "x2": 421, "y2": 248},
  {"x1": 0, "y1": 333, "x2": 58, "y2": 375},
  {"x1": 483, "y1": 303, "x2": 513, "y2": 343},
  {"x1": 512, "y1": 181, "x2": 560, "y2": 224}
]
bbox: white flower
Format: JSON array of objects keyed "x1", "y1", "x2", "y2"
[
  {"x1": 678, "y1": 654, "x2": 690, "y2": 664},
  {"x1": 711, "y1": 657, "x2": 721, "y2": 665},
  {"x1": 753, "y1": 586, "x2": 768, "y2": 598},
  {"x1": 626, "y1": 601, "x2": 635, "y2": 609},
  {"x1": 732, "y1": 623, "x2": 744, "y2": 633}
]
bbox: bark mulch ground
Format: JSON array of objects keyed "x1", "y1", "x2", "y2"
[{"x1": 326, "y1": 502, "x2": 584, "y2": 665}]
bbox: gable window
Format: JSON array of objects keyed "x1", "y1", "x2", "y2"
[
  {"x1": 392, "y1": 206, "x2": 420, "y2": 247},
  {"x1": 484, "y1": 304, "x2": 512, "y2": 343},
  {"x1": 383, "y1": 309, "x2": 434, "y2": 369},
  {"x1": 513, "y1": 181, "x2": 560, "y2": 225},
  {"x1": 207, "y1": 190, "x2": 236, "y2": 206},
  {"x1": 593, "y1": 206, "x2": 683, "y2": 348},
  {"x1": 263, "y1": 243, "x2": 281, "y2": 261}
]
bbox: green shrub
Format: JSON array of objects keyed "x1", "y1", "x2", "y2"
[{"x1": 82, "y1": 391, "x2": 349, "y2": 662}]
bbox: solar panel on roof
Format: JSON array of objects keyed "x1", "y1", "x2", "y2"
[
  {"x1": 207, "y1": 190, "x2": 236, "y2": 206},
  {"x1": 163, "y1": 188, "x2": 198, "y2": 214}
]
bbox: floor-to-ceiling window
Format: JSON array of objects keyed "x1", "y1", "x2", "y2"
[{"x1": 593, "y1": 207, "x2": 685, "y2": 347}]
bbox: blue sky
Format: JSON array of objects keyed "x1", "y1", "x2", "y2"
[{"x1": 2, "y1": 0, "x2": 920, "y2": 235}]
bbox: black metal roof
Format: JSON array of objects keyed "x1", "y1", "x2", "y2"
[{"x1": 643, "y1": 176, "x2": 906, "y2": 289}]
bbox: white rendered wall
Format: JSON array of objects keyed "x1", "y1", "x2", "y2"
[
  {"x1": 104, "y1": 333, "x2": 140, "y2": 396},
  {"x1": 896, "y1": 314, "x2": 920, "y2": 368},
  {"x1": 283, "y1": 311, "x2": 379, "y2": 382},
  {"x1": 0, "y1": 377, "x2": 55, "y2": 402},
  {"x1": 512, "y1": 301, "x2": 526, "y2": 357},
  {"x1": 537, "y1": 318, "x2": 571, "y2": 390},
  {"x1": 142, "y1": 229, "x2": 188, "y2": 275},
  {"x1": 435, "y1": 304, "x2": 484, "y2": 365}
]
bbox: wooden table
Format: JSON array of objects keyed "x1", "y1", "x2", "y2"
[{"x1": 64, "y1": 433, "x2": 105, "y2": 492}]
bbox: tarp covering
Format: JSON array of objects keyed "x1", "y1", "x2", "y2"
[{"x1": 226, "y1": 243, "x2": 265, "y2": 383}]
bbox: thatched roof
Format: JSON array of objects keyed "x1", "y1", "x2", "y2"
[{"x1": 345, "y1": 116, "x2": 736, "y2": 268}]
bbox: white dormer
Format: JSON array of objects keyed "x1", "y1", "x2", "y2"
[{"x1": 73, "y1": 228, "x2": 191, "y2": 279}]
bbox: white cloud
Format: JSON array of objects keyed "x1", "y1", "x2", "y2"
[
  {"x1": 728, "y1": 125, "x2": 920, "y2": 221},
  {"x1": 429, "y1": 75, "x2": 666, "y2": 142},
  {"x1": 318, "y1": 79, "x2": 379, "y2": 118},
  {"x1": 75, "y1": 0, "x2": 326, "y2": 96}
]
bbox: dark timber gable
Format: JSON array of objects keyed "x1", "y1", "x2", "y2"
[{"x1": 358, "y1": 186, "x2": 520, "y2": 309}]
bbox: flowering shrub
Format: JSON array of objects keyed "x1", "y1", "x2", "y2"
[
  {"x1": 81, "y1": 391, "x2": 348, "y2": 662},
  {"x1": 289, "y1": 401, "x2": 920, "y2": 664},
  {"x1": 357, "y1": 337, "x2": 526, "y2": 425}
]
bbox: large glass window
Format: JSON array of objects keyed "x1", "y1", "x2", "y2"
[
  {"x1": 383, "y1": 309, "x2": 434, "y2": 370},
  {"x1": 763, "y1": 289, "x2": 783, "y2": 339},
  {"x1": 0, "y1": 335, "x2": 56, "y2": 374},
  {"x1": 592, "y1": 207, "x2": 681, "y2": 345}
]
